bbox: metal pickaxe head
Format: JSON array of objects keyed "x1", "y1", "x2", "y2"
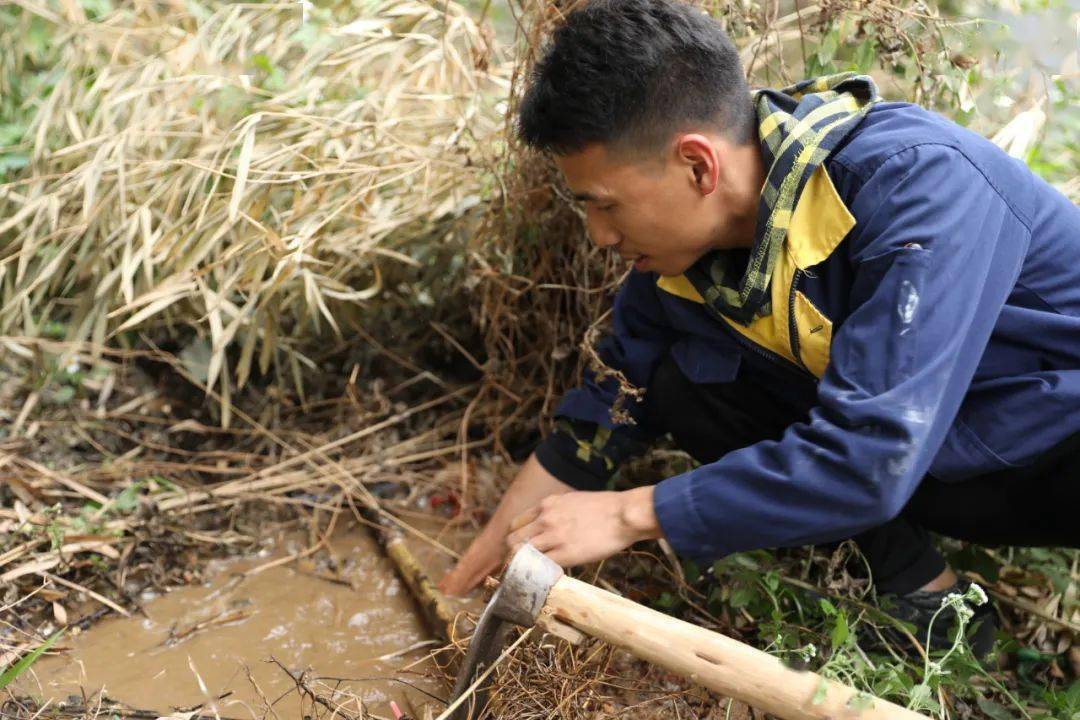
[
  {"x1": 485, "y1": 542, "x2": 564, "y2": 626},
  {"x1": 447, "y1": 544, "x2": 564, "y2": 720}
]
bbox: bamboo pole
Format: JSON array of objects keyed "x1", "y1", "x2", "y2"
[
  {"x1": 545, "y1": 575, "x2": 926, "y2": 720},
  {"x1": 359, "y1": 505, "x2": 459, "y2": 643}
]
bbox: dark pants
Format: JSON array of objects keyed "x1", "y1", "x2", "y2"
[{"x1": 647, "y1": 353, "x2": 1080, "y2": 595}]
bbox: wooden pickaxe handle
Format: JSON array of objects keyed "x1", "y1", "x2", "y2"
[{"x1": 544, "y1": 575, "x2": 926, "y2": 720}]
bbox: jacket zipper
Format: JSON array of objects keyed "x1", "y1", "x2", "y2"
[{"x1": 787, "y1": 269, "x2": 810, "y2": 373}]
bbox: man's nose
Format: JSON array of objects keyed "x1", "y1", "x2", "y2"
[{"x1": 587, "y1": 216, "x2": 621, "y2": 249}]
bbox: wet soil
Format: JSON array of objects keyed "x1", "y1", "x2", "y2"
[{"x1": 19, "y1": 518, "x2": 475, "y2": 719}]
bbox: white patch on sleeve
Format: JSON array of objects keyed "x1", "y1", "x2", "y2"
[{"x1": 897, "y1": 280, "x2": 919, "y2": 330}]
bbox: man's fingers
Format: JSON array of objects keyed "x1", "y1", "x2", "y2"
[
  {"x1": 438, "y1": 568, "x2": 470, "y2": 596},
  {"x1": 509, "y1": 505, "x2": 541, "y2": 533},
  {"x1": 527, "y1": 533, "x2": 558, "y2": 555},
  {"x1": 541, "y1": 546, "x2": 572, "y2": 568},
  {"x1": 506, "y1": 519, "x2": 541, "y2": 550},
  {"x1": 439, "y1": 562, "x2": 482, "y2": 596}
]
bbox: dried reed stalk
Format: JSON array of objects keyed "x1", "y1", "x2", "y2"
[{"x1": 1, "y1": 0, "x2": 508, "y2": 414}]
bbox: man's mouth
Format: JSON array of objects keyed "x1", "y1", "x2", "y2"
[{"x1": 617, "y1": 248, "x2": 650, "y2": 270}]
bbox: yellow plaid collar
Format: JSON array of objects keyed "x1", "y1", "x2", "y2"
[{"x1": 683, "y1": 73, "x2": 880, "y2": 326}]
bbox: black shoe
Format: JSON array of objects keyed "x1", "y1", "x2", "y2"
[{"x1": 875, "y1": 580, "x2": 997, "y2": 658}]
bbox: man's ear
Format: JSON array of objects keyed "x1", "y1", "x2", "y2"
[{"x1": 675, "y1": 133, "x2": 721, "y2": 197}]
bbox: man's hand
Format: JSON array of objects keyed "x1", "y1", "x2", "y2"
[
  {"x1": 437, "y1": 453, "x2": 573, "y2": 597},
  {"x1": 505, "y1": 485, "x2": 662, "y2": 568}
]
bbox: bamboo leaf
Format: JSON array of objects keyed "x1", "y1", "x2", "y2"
[
  {"x1": 0, "y1": 630, "x2": 64, "y2": 691},
  {"x1": 228, "y1": 114, "x2": 260, "y2": 223},
  {"x1": 112, "y1": 288, "x2": 191, "y2": 333}
]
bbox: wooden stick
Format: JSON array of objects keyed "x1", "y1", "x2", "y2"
[
  {"x1": 359, "y1": 505, "x2": 459, "y2": 642},
  {"x1": 1, "y1": 540, "x2": 120, "y2": 582},
  {"x1": 545, "y1": 575, "x2": 926, "y2": 720},
  {"x1": 40, "y1": 571, "x2": 131, "y2": 617},
  {"x1": 13, "y1": 455, "x2": 110, "y2": 505}
]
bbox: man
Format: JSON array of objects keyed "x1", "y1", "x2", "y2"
[{"x1": 438, "y1": 0, "x2": 1080, "y2": 653}]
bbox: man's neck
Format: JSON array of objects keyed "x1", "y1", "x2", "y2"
[{"x1": 720, "y1": 142, "x2": 767, "y2": 250}]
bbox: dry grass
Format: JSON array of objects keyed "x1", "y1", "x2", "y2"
[{"x1": 0, "y1": 0, "x2": 507, "y2": 417}]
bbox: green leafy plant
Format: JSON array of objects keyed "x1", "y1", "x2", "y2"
[{"x1": 0, "y1": 630, "x2": 63, "y2": 691}]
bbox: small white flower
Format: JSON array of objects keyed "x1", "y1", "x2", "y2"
[
  {"x1": 965, "y1": 583, "x2": 988, "y2": 606},
  {"x1": 941, "y1": 592, "x2": 963, "y2": 608},
  {"x1": 65, "y1": 361, "x2": 80, "y2": 374}
]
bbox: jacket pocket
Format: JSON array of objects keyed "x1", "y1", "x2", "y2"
[
  {"x1": 669, "y1": 337, "x2": 742, "y2": 384},
  {"x1": 793, "y1": 291, "x2": 833, "y2": 377}
]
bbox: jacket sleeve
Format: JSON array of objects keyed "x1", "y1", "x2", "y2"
[
  {"x1": 534, "y1": 270, "x2": 677, "y2": 490},
  {"x1": 652, "y1": 144, "x2": 1031, "y2": 559}
]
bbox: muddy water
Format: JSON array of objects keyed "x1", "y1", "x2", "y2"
[{"x1": 24, "y1": 520, "x2": 473, "y2": 719}]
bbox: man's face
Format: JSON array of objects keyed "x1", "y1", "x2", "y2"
[{"x1": 554, "y1": 142, "x2": 728, "y2": 277}]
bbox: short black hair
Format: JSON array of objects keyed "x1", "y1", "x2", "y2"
[{"x1": 517, "y1": 0, "x2": 755, "y2": 157}]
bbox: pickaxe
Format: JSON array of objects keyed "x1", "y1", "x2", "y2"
[{"x1": 447, "y1": 543, "x2": 927, "y2": 720}]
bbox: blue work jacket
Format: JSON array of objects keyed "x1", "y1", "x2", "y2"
[{"x1": 536, "y1": 102, "x2": 1080, "y2": 560}]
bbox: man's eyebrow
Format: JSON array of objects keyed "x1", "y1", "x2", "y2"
[{"x1": 572, "y1": 191, "x2": 606, "y2": 203}]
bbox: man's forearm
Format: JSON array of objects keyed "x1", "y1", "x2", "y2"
[{"x1": 438, "y1": 452, "x2": 573, "y2": 595}]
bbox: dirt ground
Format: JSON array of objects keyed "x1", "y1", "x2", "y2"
[
  {"x1": 2, "y1": 346, "x2": 1076, "y2": 720},
  {"x1": 2, "y1": 348, "x2": 749, "y2": 720}
]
